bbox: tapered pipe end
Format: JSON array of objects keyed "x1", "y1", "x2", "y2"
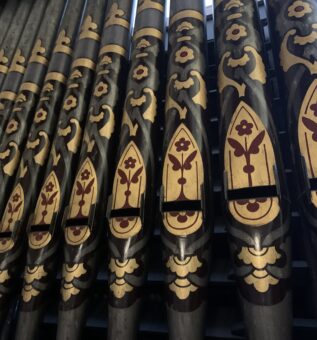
[
  {"x1": 166, "y1": 302, "x2": 206, "y2": 340},
  {"x1": 240, "y1": 292, "x2": 293, "y2": 340},
  {"x1": 56, "y1": 301, "x2": 88, "y2": 340},
  {"x1": 14, "y1": 309, "x2": 43, "y2": 340},
  {"x1": 107, "y1": 300, "x2": 141, "y2": 340}
]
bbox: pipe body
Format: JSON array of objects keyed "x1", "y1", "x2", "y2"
[
  {"x1": 13, "y1": 1, "x2": 86, "y2": 339},
  {"x1": 160, "y1": 1, "x2": 213, "y2": 339},
  {"x1": 215, "y1": 1, "x2": 292, "y2": 339},
  {"x1": 107, "y1": 1, "x2": 165, "y2": 339}
]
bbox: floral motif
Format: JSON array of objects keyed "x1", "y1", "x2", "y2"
[
  {"x1": 166, "y1": 256, "x2": 202, "y2": 300},
  {"x1": 170, "y1": 211, "x2": 195, "y2": 223},
  {"x1": 63, "y1": 95, "x2": 77, "y2": 111},
  {"x1": 238, "y1": 246, "x2": 281, "y2": 293},
  {"x1": 288, "y1": 1, "x2": 312, "y2": 18},
  {"x1": 226, "y1": 24, "x2": 247, "y2": 41},
  {"x1": 175, "y1": 137, "x2": 190, "y2": 152},
  {"x1": 124, "y1": 157, "x2": 136, "y2": 169},
  {"x1": 34, "y1": 108, "x2": 47, "y2": 123},
  {"x1": 136, "y1": 38, "x2": 151, "y2": 49},
  {"x1": 176, "y1": 21, "x2": 194, "y2": 32},
  {"x1": 12, "y1": 193, "x2": 20, "y2": 202},
  {"x1": 175, "y1": 46, "x2": 194, "y2": 64},
  {"x1": 130, "y1": 95, "x2": 146, "y2": 107},
  {"x1": 94, "y1": 81, "x2": 109, "y2": 97},
  {"x1": 235, "y1": 119, "x2": 253, "y2": 136},
  {"x1": 101, "y1": 55, "x2": 112, "y2": 65},
  {"x1": 80, "y1": 169, "x2": 90, "y2": 181},
  {"x1": 45, "y1": 182, "x2": 54, "y2": 193},
  {"x1": 237, "y1": 198, "x2": 267, "y2": 213},
  {"x1": 115, "y1": 217, "x2": 137, "y2": 228},
  {"x1": 5, "y1": 119, "x2": 19, "y2": 134},
  {"x1": 133, "y1": 65, "x2": 149, "y2": 80},
  {"x1": 109, "y1": 258, "x2": 139, "y2": 299}
]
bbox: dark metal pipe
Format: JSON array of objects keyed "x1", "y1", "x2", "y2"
[
  {"x1": 107, "y1": 0, "x2": 165, "y2": 339},
  {"x1": 214, "y1": 0, "x2": 292, "y2": 339},
  {"x1": 160, "y1": 1, "x2": 213, "y2": 339},
  {"x1": 12, "y1": 1, "x2": 86, "y2": 339}
]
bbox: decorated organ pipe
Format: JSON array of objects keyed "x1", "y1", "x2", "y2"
[
  {"x1": 107, "y1": 1, "x2": 165, "y2": 339},
  {"x1": 160, "y1": 1, "x2": 213, "y2": 339},
  {"x1": 0, "y1": 0, "x2": 48, "y2": 138},
  {"x1": 214, "y1": 0, "x2": 292, "y2": 339},
  {"x1": 0, "y1": 0, "x2": 34, "y2": 93},
  {"x1": 13, "y1": 0, "x2": 107, "y2": 339},
  {"x1": 0, "y1": 0, "x2": 66, "y2": 327},
  {"x1": 11, "y1": 1, "x2": 86, "y2": 339},
  {"x1": 0, "y1": 0, "x2": 66, "y2": 223},
  {"x1": 266, "y1": 0, "x2": 317, "y2": 318},
  {"x1": 57, "y1": 0, "x2": 135, "y2": 338}
]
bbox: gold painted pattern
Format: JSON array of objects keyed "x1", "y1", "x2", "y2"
[
  {"x1": 29, "y1": 40, "x2": 48, "y2": 65},
  {"x1": 79, "y1": 16, "x2": 100, "y2": 41},
  {"x1": 53, "y1": 30, "x2": 72, "y2": 55},
  {"x1": 110, "y1": 142, "x2": 146, "y2": 239},
  {"x1": 133, "y1": 28, "x2": 163, "y2": 41},
  {"x1": 99, "y1": 44, "x2": 128, "y2": 58},
  {"x1": 22, "y1": 265, "x2": 47, "y2": 302},
  {"x1": 0, "y1": 184, "x2": 25, "y2": 253},
  {"x1": 109, "y1": 258, "x2": 139, "y2": 298},
  {"x1": 72, "y1": 58, "x2": 96, "y2": 70},
  {"x1": 166, "y1": 256, "x2": 202, "y2": 299},
  {"x1": 298, "y1": 79, "x2": 317, "y2": 207},
  {"x1": 162, "y1": 124, "x2": 204, "y2": 236},
  {"x1": 61, "y1": 263, "x2": 86, "y2": 302},
  {"x1": 170, "y1": 10, "x2": 204, "y2": 26},
  {"x1": 65, "y1": 158, "x2": 98, "y2": 245},
  {"x1": 105, "y1": 3, "x2": 130, "y2": 29},
  {"x1": 224, "y1": 101, "x2": 280, "y2": 226},
  {"x1": 9, "y1": 49, "x2": 26, "y2": 74},
  {"x1": 238, "y1": 247, "x2": 281, "y2": 293}
]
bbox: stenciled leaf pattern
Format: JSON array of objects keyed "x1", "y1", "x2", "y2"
[
  {"x1": 168, "y1": 154, "x2": 182, "y2": 171},
  {"x1": 248, "y1": 130, "x2": 265, "y2": 155},
  {"x1": 183, "y1": 151, "x2": 197, "y2": 170},
  {"x1": 131, "y1": 166, "x2": 143, "y2": 184},
  {"x1": 228, "y1": 138, "x2": 245, "y2": 157},
  {"x1": 118, "y1": 169, "x2": 128, "y2": 184},
  {"x1": 84, "y1": 179, "x2": 95, "y2": 194},
  {"x1": 76, "y1": 181, "x2": 84, "y2": 195}
]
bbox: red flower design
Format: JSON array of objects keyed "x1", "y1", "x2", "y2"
[
  {"x1": 81, "y1": 169, "x2": 90, "y2": 181},
  {"x1": 124, "y1": 157, "x2": 136, "y2": 169},
  {"x1": 45, "y1": 182, "x2": 54, "y2": 193},
  {"x1": 115, "y1": 217, "x2": 135, "y2": 228},
  {"x1": 170, "y1": 211, "x2": 195, "y2": 223},
  {"x1": 12, "y1": 193, "x2": 20, "y2": 202},
  {"x1": 236, "y1": 198, "x2": 267, "y2": 213},
  {"x1": 235, "y1": 120, "x2": 253, "y2": 136},
  {"x1": 175, "y1": 137, "x2": 190, "y2": 152}
]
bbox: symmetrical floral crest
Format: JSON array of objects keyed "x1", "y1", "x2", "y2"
[
  {"x1": 162, "y1": 124, "x2": 204, "y2": 236},
  {"x1": 238, "y1": 246, "x2": 282, "y2": 293},
  {"x1": 109, "y1": 258, "x2": 139, "y2": 298},
  {"x1": 21, "y1": 265, "x2": 48, "y2": 302},
  {"x1": 110, "y1": 142, "x2": 146, "y2": 239},
  {"x1": 0, "y1": 184, "x2": 24, "y2": 252},
  {"x1": 61, "y1": 263, "x2": 87, "y2": 302},
  {"x1": 224, "y1": 101, "x2": 280, "y2": 225},
  {"x1": 298, "y1": 79, "x2": 317, "y2": 207},
  {"x1": 166, "y1": 256, "x2": 202, "y2": 299},
  {"x1": 65, "y1": 158, "x2": 97, "y2": 245},
  {"x1": 29, "y1": 171, "x2": 60, "y2": 249}
]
